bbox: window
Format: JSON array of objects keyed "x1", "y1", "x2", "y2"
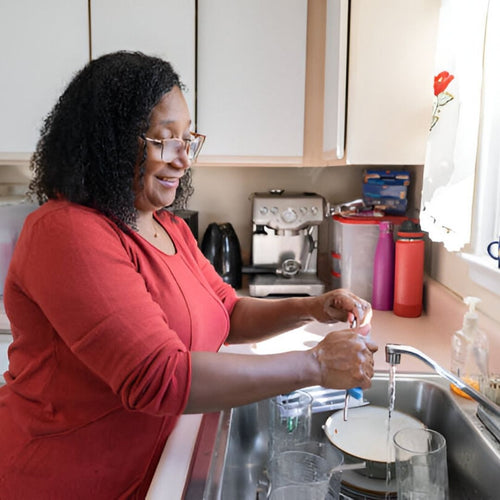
[
  {"x1": 420, "y1": 0, "x2": 500, "y2": 295},
  {"x1": 463, "y1": 0, "x2": 500, "y2": 295}
]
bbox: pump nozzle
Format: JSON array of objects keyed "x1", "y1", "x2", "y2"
[
  {"x1": 462, "y1": 296, "x2": 481, "y2": 333},
  {"x1": 464, "y1": 296, "x2": 481, "y2": 314}
]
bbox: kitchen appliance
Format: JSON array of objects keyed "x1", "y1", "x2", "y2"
[
  {"x1": 247, "y1": 190, "x2": 325, "y2": 297},
  {"x1": 0, "y1": 200, "x2": 36, "y2": 385},
  {"x1": 0, "y1": 201, "x2": 38, "y2": 295},
  {"x1": 201, "y1": 222, "x2": 242, "y2": 289}
]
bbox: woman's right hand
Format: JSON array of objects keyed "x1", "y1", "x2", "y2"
[{"x1": 311, "y1": 329, "x2": 378, "y2": 390}]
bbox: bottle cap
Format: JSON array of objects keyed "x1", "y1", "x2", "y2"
[
  {"x1": 462, "y1": 296, "x2": 480, "y2": 335},
  {"x1": 397, "y1": 219, "x2": 423, "y2": 239},
  {"x1": 379, "y1": 221, "x2": 393, "y2": 233},
  {"x1": 464, "y1": 296, "x2": 480, "y2": 319}
]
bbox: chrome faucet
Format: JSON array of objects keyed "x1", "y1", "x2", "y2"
[{"x1": 385, "y1": 344, "x2": 500, "y2": 430}]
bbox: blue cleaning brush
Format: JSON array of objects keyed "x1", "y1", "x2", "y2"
[{"x1": 343, "y1": 387, "x2": 364, "y2": 421}]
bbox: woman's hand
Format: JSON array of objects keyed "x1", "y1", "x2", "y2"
[
  {"x1": 311, "y1": 329, "x2": 378, "y2": 389},
  {"x1": 308, "y1": 289, "x2": 372, "y2": 335}
]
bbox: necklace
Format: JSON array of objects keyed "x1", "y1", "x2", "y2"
[{"x1": 152, "y1": 218, "x2": 158, "y2": 238}]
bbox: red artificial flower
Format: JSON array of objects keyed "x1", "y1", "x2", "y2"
[{"x1": 434, "y1": 71, "x2": 454, "y2": 96}]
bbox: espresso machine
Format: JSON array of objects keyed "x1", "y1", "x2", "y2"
[{"x1": 247, "y1": 190, "x2": 326, "y2": 297}]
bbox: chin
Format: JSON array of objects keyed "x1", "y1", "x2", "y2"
[
  {"x1": 162, "y1": 195, "x2": 176, "y2": 208},
  {"x1": 144, "y1": 191, "x2": 177, "y2": 211}
]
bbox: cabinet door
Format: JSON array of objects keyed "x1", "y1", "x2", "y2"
[
  {"x1": 346, "y1": 0, "x2": 440, "y2": 165},
  {"x1": 90, "y1": 0, "x2": 196, "y2": 122},
  {"x1": 323, "y1": 0, "x2": 349, "y2": 162},
  {"x1": 0, "y1": 0, "x2": 89, "y2": 157},
  {"x1": 197, "y1": 0, "x2": 308, "y2": 164}
]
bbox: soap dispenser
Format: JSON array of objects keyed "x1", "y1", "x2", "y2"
[{"x1": 450, "y1": 296, "x2": 489, "y2": 398}]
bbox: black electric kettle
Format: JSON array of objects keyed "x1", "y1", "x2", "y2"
[{"x1": 201, "y1": 222, "x2": 242, "y2": 289}]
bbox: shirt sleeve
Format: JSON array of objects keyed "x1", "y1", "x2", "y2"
[{"x1": 11, "y1": 207, "x2": 192, "y2": 416}]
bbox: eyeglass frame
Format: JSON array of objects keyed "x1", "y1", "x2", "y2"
[{"x1": 140, "y1": 131, "x2": 206, "y2": 162}]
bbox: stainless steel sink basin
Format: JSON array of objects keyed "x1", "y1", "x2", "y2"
[{"x1": 184, "y1": 372, "x2": 500, "y2": 499}]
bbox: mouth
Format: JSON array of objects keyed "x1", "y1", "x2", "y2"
[{"x1": 156, "y1": 176, "x2": 180, "y2": 188}]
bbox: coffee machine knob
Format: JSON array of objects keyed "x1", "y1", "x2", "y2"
[{"x1": 281, "y1": 207, "x2": 298, "y2": 223}]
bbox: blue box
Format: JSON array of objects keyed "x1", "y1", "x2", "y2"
[{"x1": 362, "y1": 169, "x2": 410, "y2": 215}]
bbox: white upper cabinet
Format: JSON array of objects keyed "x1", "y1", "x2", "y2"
[
  {"x1": 196, "y1": 0, "x2": 308, "y2": 164},
  {"x1": 323, "y1": 0, "x2": 349, "y2": 162},
  {"x1": 90, "y1": 0, "x2": 196, "y2": 120},
  {"x1": 0, "y1": 0, "x2": 439, "y2": 168},
  {"x1": 0, "y1": 0, "x2": 89, "y2": 159},
  {"x1": 345, "y1": 0, "x2": 440, "y2": 165}
]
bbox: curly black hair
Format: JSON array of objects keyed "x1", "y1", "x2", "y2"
[{"x1": 28, "y1": 51, "x2": 193, "y2": 228}]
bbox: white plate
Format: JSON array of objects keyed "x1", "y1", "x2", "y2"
[{"x1": 323, "y1": 405, "x2": 425, "y2": 463}]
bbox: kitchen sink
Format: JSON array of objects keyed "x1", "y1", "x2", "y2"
[{"x1": 184, "y1": 372, "x2": 500, "y2": 499}]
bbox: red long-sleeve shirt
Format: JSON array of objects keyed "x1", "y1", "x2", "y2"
[{"x1": 0, "y1": 200, "x2": 238, "y2": 499}]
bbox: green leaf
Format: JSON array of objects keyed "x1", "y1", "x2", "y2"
[{"x1": 437, "y1": 92, "x2": 454, "y2": 106}]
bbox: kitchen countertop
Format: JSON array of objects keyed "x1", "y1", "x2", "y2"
[
  {"x1": 221, "y1": 277, "x2": 500, "y2": 373},
  {"x1": 147, "y1": 278, "x2": 500, "y2": 499}
]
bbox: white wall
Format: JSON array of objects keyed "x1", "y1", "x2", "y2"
[{"x1": 429, "y1": 243, "x2": 500, "y2": 324}]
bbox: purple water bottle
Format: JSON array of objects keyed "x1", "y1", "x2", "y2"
[{"x1": 372, "y1": 221, "x2": 395, "y2": 310}]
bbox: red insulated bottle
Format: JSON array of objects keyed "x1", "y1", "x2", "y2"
[{"x1": 393, "y1": 220, "x2": 425, "y2": 317}]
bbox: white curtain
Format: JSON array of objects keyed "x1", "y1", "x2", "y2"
[
  {"x1": 474, "y1": 0, "x2": 500, "y2": 252},
  {"x1": 420, "y1": 0, "x2": 489, "y2": 251}
]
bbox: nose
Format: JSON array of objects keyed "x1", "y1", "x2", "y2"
[{"x1": 169, "y1": 147, "x2": 191, "y2": 170}]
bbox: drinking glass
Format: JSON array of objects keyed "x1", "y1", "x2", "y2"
[{"x1": 393, "y1": 428, "x2": 449, "y2": 500}]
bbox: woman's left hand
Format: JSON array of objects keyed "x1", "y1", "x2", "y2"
[{"x1": 308, "y1": 289, "x2": 372, "y2": 335}]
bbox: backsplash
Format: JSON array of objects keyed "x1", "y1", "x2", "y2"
[{"x1": 189, "y1": 165, "x2": 422, "y2": 262}]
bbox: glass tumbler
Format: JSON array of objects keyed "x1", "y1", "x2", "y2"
[{"x1": 393, "y1": 427, "x2": 449, "y2": 500}]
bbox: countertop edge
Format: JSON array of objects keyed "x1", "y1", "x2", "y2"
[{"x1": 146, "y1": 414, "x2": 203, "y2": 500}]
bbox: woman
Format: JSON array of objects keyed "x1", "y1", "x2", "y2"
[{"x1": 0, "y1": 52, "x2": 377, "y2": 499}]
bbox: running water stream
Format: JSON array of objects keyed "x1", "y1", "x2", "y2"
[{"x1": 385, "y1": 364, "x2": 397, "y2": 498}]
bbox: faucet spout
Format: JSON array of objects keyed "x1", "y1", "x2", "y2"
[
  {"x1": 385, "y1": 345, "x2": 401, "y2": 365},
  {"x1": 385, "y1": 343, "x2": 500, "y2": 419}
]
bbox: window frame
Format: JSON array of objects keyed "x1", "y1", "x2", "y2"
[{"x1": 460, "y1": 1, "x2": 500, "y2": 295}]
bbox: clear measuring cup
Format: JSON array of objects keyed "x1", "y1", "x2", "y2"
[
  {"x1": 268, "y1": 449, "x2": 342, "y2": 500},
  {"x1": 269, "y1": 390, "x2": 313, "y2": 458}
]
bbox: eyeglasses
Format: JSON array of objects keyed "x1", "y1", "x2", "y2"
[{"x1": 141, "y1": 131, "x2": 206, "y2": 162}]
